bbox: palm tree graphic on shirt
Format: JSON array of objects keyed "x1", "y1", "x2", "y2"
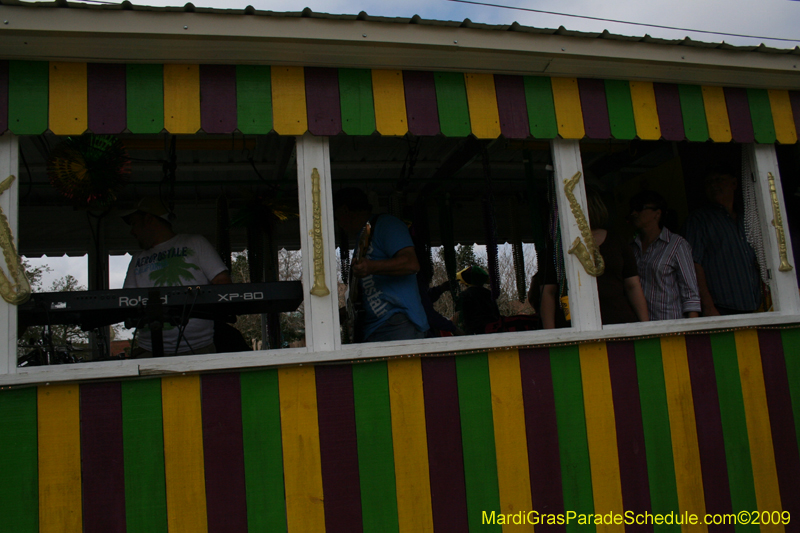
[{"x1": 148, "y1": 249, "x2": 201, "y2": 286}]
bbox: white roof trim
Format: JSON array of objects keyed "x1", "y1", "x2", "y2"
[{"x1": 1, "y1": 2, "x2": 799, "y2": 88}]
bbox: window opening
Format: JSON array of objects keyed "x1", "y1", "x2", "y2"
[
  {"x1": 570, "y1": 140, "x2": 773, "y2": 326},
  {"x1": 16, "y1": 132, "x2": 304, "y2": 365},
  {"x1": 330, "y1": 135, "x2": 553, "y2": 344}
]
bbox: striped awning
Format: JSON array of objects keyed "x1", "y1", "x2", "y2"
[{"x1": 1, "y1": 60, "x2": 799, "y2": 143}]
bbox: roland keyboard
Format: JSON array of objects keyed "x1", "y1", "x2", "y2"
[{"x1": 18, "y1": 281, "x2": 304, "y2": 330}]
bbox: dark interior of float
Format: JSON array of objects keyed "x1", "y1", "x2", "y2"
[{"x1": 14, "y1": 131, "x2": 800, "y2": 363}]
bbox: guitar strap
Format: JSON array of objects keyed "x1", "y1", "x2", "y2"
[{"x1": 350, "y1": 214, "x2": 382, "y2": 288}]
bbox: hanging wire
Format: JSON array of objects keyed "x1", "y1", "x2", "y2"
[{"x1": 444, "y1": 0, "x2": 800, "y2": 43}]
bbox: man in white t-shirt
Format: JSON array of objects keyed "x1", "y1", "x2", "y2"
[{"x1": 122, "y1": 197, "x2": 232, "y2": 356}]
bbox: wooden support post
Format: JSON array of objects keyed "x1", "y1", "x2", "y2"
[
  {"x1": 550, "y1": 138, "x2": 602, "y2": 332},
  {"x1": 0, "y1": 133, "x2": 20, "y2": 374},
  {"x1": 746, "y1": 144, "x2": 800, "y2": 314},
  {"x1": 296, "y1": 133, "x2": 340, "y2": 352}
]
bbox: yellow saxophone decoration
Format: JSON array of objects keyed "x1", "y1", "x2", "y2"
[
  {"x1": 767, "y1": 172, "x2": 793, "y2": 272},
  {"x1": 564, "y1": 171, "x2": 605, "y2": 277},
  {"x1": 0, "y1": 175, "x2": 31, "y2": 305},
  {"x1": 309, "y1": 168, "x2": 330, "y2": 297}
]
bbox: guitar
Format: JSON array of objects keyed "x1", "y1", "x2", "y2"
[{"x1": 345, "y1": 220, "x2": 373, "y2": 343}]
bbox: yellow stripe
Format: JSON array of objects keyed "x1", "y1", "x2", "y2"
[
  {"x1": 550, "y1": 77, "x2": 585, "y2": 139},
  {"x1": 629, "y1": 81, "x2": 661, "y2": 140},
  {"x1": 660, "y1": 336, "x2": 707, "y2": 533},
  {"x1": 163, "y1": 64, "x2": 201, "y2": 134},
  {"x1": 734, "y1": 330, "x2": 784, "y2": 533},
  {"x1": 371, "y1": 69, "x2": 408, "y2": 136},
  {"x1": 579, "y1": 343, "x2": 624, "y2": 533},
  {"x1": 487, "y1": 349, "x2": 534, "y2": 531},
  {"x1": 387, "y1": 359, "x2": 434, "y2": 533},
  {"x1": 279, "y1": 366, "x2": 326, "y2": 533},
  {"x1": 767, "y1": 90, "x2": 798, "y2": 145},
  {"x1": 271, "y1": 66, "x2": 308, "y2": 136},
  {"x1": 464, "y1": 73, "x2": 501, "y2": 139},
  {"x1": 701, "y1": 86, "x2": 732, "y2": 142},
  {"x1": 161, "y1": 375, "x2": 208, "y2": 533},
  {"x1": 48, "y1": 62, "x2": 87, "y2": 135},
  {"x1": 38, "y1": 384, "x2": 82, "y2": 533}
]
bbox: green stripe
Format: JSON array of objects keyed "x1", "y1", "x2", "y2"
[
  {"x1": 746, "y1": 88, "x2": 777, "y2": 144},
  {"x1": 126, "y1": 64, "x2": 164, "y2": 134},
  {"x1": 121, "y1": 379, "x2": 168, "y2": 533},
  {"x1": 634, "y1": 338, "x2": 681, "y2": 533},
  {"x1": 339, "y1": 68, "x2": 376, "y2": 136},
  {"x1": 523, "y1": 76, "x2": 558, "y2": 139},
  {"x1": 780, "y1": 329, "x2": 800, "y2": 462},
  {"x1": 455, "y1": 353, "x2": 501, "y2": 532},
  {"x1": 677, "y1": 84, "x2": 709, "y2": 142},
  {"x1": 549, "y1": 346, "x2": 594, "y2": 533},
  {"x1": 240, "y1": 369, "x2": 287, "y2": 532},
  {"x1": 604, "y1": 79, "x2": 637, "y2": 140},
  {"x1": 236, "y1": 65, "x2": 273, "y2": 135},
  {"x1": 710, "y1": 333, "x2": 759, "y2": 533},
  {"x1": 434, "y1": 71, "x2": 471, "y2": 137},
  {"x1": 0, "y1": 388, "x2": 38, "y2": 533},
  {"x1": 352, "y1": 362, "x2": 399, "y2": 533},
  {"x1": 8, "y1": 61, "x2": 48, "y2": 135}
]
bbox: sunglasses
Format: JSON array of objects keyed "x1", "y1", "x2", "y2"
[{"x1": 631, "y1": 204, "x2": 660, "y2": 212}]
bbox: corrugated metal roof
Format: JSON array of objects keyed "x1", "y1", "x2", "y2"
[{"x1": 2, "y1": 0, "x2": 799, "y2": 56}]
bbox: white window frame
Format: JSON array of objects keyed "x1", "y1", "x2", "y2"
[
  {"x1": 2, "y1": 134, "x2": 799, "y2": 386},
  {"x1": 1, "y1": 133, "x2": 20, "y2": 376}
]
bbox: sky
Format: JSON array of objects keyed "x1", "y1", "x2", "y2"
[{"x1": 22, "y1": 0, "x2": 800, "y2": 288}]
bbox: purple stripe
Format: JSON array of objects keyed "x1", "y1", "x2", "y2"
[
  {"x1": 577, "y1": 78, "x2": 611, "y2": 139},
  {"x1": 685, "y1": 334, "x2": 735, "y2": 533},
  {"x1": 606, "y1": 341, "x2": 652, "y2": 533},
  {"x1": 403, "y1": 71, "x2": 440, "y2": 136},
  {"x1": 87, "y1": 63, "x2": 126, "y2": 134},
  {"x1": 80, "y1": 382, "x2": 126, "y2": 533},
  {"x1": 421, "y1": 357, "x2": 469, "y2": 533},
  {"x1": 519, "y1": 348, "x2": 566, "y2": 533},
  {"x1": 757, "y1": 330, "x2": 800, "y2": 532},
  {"x1": 0, "y1": 60, "x2": 8, "y2": 133},
  {"x1": 653, "y1": 83, "x2": 684, "y2": 141},
  {"x1": 315, "y1": 365, "x2": 364, "y2": 533},
  {"x1": 494, "y1": 74, "x2": 529, "y2": 139},
  {"x1": 790, "y1": 91, "x2": 800, "y2": 136},
  {"x1": 201, "y1": 373, "x2": 248, "y2": 533},
  {"x1": 305, "y1": 67, "x2": 342, "y2": 136},
  {"x1": 200, "y1": 64, "x2": 237, "y2": 134},
  {"x1": 723, "y1": 87, "x2": 755, "y2": 143}
]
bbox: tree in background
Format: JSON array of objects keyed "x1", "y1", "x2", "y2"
[
  {"x1": 229, "y1": 250, "x2": 305, "y2": 349},
  {"x1": 20, "y1": 262, "x2": 89, "y2": 347},
  {"x1": 429, "y1": 243, "x2": 537, "y2": 321},
  {"x1": 19, "y1": 261, "x2": 125, "y2": 363}
]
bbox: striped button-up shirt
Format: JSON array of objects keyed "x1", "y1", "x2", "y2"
[
  {"x1": 684, "y1": 204, "x2": 761, "y2": 312},
  {"x1": 632, "y1": 227, "x2": 701, "y2": 320}
]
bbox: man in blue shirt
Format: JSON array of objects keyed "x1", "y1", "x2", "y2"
[
  {"x1": 334, "y1": 188, "x2": 429, "y2": 342},
  {"x1": 684, "y1": 170, "x2": 761, "y2": 315}
]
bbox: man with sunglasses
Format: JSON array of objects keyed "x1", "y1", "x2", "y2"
[{"x1": 629, "y1": 191, "x2": 700, "y2": 321}]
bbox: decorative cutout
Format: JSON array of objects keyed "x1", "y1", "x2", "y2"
[
  {"x1": 0, "y1": 175, "x2": 31, "y2": 305},
  {"x1": 564, "y1": 171, "x2": 605, "y2": 277},
  {"x1": 767, "y1": 172, "x2": 793, "y2": 272},
  {"x1": 309, "y1": 168, "x2": 330, "y2": 297}
]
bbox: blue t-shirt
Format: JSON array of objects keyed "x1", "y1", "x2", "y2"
[{"x1": 358, "y1": 215, "x2": 429, "y2": 339}]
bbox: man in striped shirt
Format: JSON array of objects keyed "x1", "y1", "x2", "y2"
[
  {"x1": 630, "y1": 191, "x2": 701, "y2": 321},
  {"x1": 684, "y1": 170, "x2": 761, "y2": 315}
]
